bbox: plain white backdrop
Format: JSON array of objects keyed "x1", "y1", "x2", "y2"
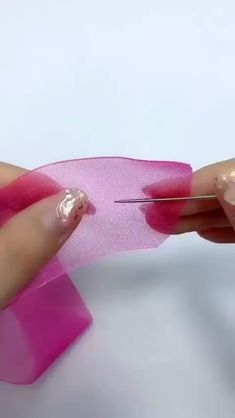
[{"x1": 0, "y1": 1, "x2": 235, "y2": 417}]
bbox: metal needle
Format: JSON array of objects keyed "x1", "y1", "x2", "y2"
[{"x1": 114, "y1": 195, "x2": 217, "y2": 204}]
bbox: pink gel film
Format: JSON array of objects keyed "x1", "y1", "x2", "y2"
[{"x1": 0, "y1": 157, "x2": 192, "y2": 384}]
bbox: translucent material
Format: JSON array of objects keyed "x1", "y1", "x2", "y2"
[
  {"x1": 0, "y1": 157, "x2": 192, "y2": 384},
  {"x1": 0, "y1": 269, "x2": 93, "y2": 384}
]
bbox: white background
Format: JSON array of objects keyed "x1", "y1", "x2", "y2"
[{"x1": 0, "y1": 1, "x2": 235, "y2": 417}]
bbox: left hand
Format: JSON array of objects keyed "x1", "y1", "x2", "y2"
[{"x1": 0, "y1": 162, "x2": 87, "y2": 308}]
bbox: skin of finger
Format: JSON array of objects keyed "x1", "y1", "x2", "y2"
[
  {"x1": 0, "y1": 162, "x2": 27, "y2": 187},
  {"x1": 0, "y1": 193, "x2": 82, "y2": 308},
  {"x1": 0, "y1": 162, "x2": 28, "y2": 305},
  {"x1": 198, "y1": 227, "x2": 235, "y2": 243},
  {"x1": 182, "y1": 158, "x2": 235, "y2": 216},
  {"x1": 215, "y1": 184, "x2": 235, "y2": 231},
  {"x1": 174, "y1": 209, "x2": 230, "y2": 234}
]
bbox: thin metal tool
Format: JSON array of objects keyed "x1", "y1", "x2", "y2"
[{"x1": 114, "y1": 195, "x2": 217, "y2": 204}]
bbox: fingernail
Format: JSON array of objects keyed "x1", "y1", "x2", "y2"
[
  {"x1": 223, "y1": 182, "x2": 235, "y2": 206},
  {"x1": 215, "y1": 170, "x2": 235, "y2": 189},
  {"x1": 215, "y1": 172, "x2": 235, "y2": 206},
  {"x1": 214, "y1": 172, "x2": 235, "y2": 230},
  {"x1": 42, "y1": 188, "x2": 88, "y2": 237},
  {"x1": 57, "y1": 188, "x2": 87, "y2": 221}
]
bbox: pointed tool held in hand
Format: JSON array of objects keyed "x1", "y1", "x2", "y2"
[{"x1": 114, "y1": 195, "x2": 217, "y2": 204}]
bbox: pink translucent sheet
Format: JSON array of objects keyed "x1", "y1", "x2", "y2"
[{"x1": 0, "y1": 157, "x2": 192, "y2": 384}]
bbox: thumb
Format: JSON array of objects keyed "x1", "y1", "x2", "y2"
[
  {"x1": 0, "y1": 188, "x2": 87, "y2": 308},
  {"x1": 215, "y1": 173, "x2": 235, "y2": 231}
]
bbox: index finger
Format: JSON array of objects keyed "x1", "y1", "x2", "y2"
[{"x1": 182, "y1": 159, "x2": 235, "y2": 216}]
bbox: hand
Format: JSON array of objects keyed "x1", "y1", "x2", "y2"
[
  {"x1": 175, "y1": 158, "x2": 235, "y2": 243},
  {"x1": 0, "y1": 163, "x2": 87, "y2": 309}
]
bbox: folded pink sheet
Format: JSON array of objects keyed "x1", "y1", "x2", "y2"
[{"x1": 0, "y1": 157, "x2": 192, "y2": 384}]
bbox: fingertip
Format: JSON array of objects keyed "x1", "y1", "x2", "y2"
[
  {"x1": 198, "y1": 228, "x2": 235, "y2": 244},
  {"x1": 215, "y1": 173, "x2": 235, "y2": 231},
  {"x1": 0, "y1": 188, "x2": 88, "y2": 307}
]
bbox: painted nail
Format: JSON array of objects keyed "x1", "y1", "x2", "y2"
[
  {"x1": 215, "y1": 172, "x2": 235, "y2": 229},
  {"x1": 223, "y1": 182, "x2": 235, "y2": 206},
  {"x1": 57, "y1": 188, "x2": 88, "y2": 222},
  {"x1": 41, "y1": 188, "x2": 88, "y2": 237},
  {"x1": 215, "y1": 172, "x2": 235, "y2": 205},
  {"x1": 214, "y1": 171, "x2": 235, "y2": 190}
]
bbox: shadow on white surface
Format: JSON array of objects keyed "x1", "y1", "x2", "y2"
[
  {"x1": 1, "y1": 239, "x2": 235, "y2": 418},
  {"x1": 74, "y1": 247, "x2": 235, "y2": 393}
]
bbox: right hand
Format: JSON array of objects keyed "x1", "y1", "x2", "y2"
[{"x1": 175, "y1": 159, "x2": 235, "y2": 243}]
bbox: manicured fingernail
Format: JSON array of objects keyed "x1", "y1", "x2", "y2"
[
  {"x1": 215, "y1": 172, "x2": 235, "y2": 229},
  {"x1": 57, "y1": 188, "x2": 87, "y2": 222},
  {"x1": 42, "y1": 188, "x2": 88, "y2": 237},
  {"x1": 215, "y1": 172, "x2": 235, "y2": 205},
  {"x1": 214, "y1": 171, "x2": 235, "y2": 191},
  {"x1": 222, "y1": 182, "x2": 235, "y2": 206}
]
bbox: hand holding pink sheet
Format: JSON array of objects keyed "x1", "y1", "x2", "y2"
[{"x1": 0, "y1": 157, "x2": 192, "y2": 384}]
